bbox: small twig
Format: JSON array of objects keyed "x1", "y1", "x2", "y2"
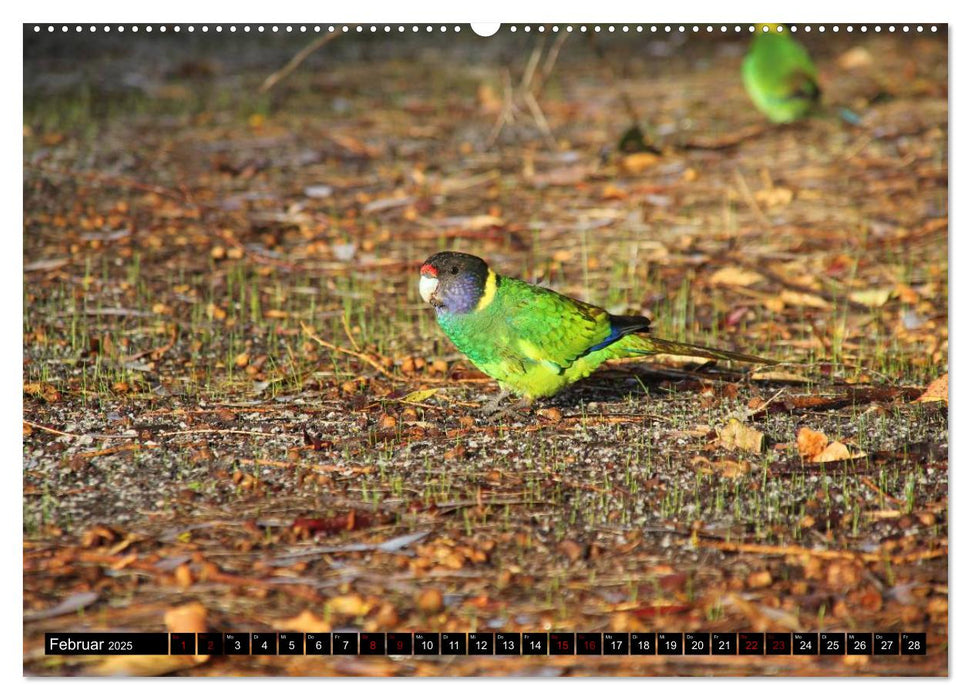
[
  {"x1": 743, "y1": 387, "x2": 788, "y2": 418},
  {"x1": 74, "y1": 443, "x2": 153, "y2": 459},
  {"x1": 120, "y1": 323, "x2": 179, "y2": 364},
  {"x1": 860, "y1": 476, "x2": 906, "y2": 507},
  {"x1": 237, "y1": 457, "x2": 373, "y2": 475},
  {"x1": 341, "y1": 312, "x2": 361, "y2": 352},
  {"x1": 301, "y1": 322, "x2": 399, "y2": 381},
  {"x1": 732, "y1": 169, "x2": 773, "y2": 229},
  {"x1": 523, "y1": 90, "x2": 558, "y2": 150},
  {"x1": 680, "y1": 124, "x2": 769, "y2": 151},
  {"x1": 703, "y1": 539, "x2": 947, "y2": 565},
  {"x1": 260, "y1": 31, "x2": 340, "y2": 93},
  {"x1": 157, "y1": 429, "x2": 282, "y2": 438},
  {"x1": 539, "y1": 30, "x2": 569, "y2": 84},
  {"x1": 23, "y1": 420, "x2": 78, "y2": 438},
  {"x1": 486, "y1": 68, "x2": 517, "y2": 149}
]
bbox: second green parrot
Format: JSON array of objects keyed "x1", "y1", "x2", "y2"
[
  {"x1": 742, "y1": 25, "x2": 820, "y2": 123},
  {"x1": 419, "y1": 251, "x2": 774, "y2": 403}
]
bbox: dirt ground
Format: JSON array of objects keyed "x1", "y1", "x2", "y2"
[{"x1": 23, "y1": 25, "x2": 947, "y2": 676}]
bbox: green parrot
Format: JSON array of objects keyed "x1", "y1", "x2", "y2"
[
  {"x1": 742, "y1": 25, "x2": 820, "y2": 123},
  {"x1": 419, "y1": 251, "x2": 774, "y2": 405}
]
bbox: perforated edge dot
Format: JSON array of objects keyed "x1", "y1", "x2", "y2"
[{"x1": 30, "y1": 23, "x2": 942, "y2": 35}]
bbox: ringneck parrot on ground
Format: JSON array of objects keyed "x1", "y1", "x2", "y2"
[
  {"x1": 742, "y1": 24, "x2": 820, "y2": 123},
  {"x1": 418, "y1": 251, "x2": 775, "y2": 405}
]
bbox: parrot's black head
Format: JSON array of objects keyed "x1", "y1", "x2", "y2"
[{"x1": 419, "y1": 251, "x2": 491, "y2": 315}]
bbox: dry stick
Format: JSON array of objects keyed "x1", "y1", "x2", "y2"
[
  {"x1": 680, "y1": 124, "x2": 770, "y2": 151},
  {"x1": 539, "y1": 29, "x2": 569, "y2": 84},
  {"x1": 237, "y1": 457, "x2": 373, "y2": 475},
  {"x1": 260, "y1": 31, "x2": 341, "y2": 93},
  {"x1": 859, "y1": 476, "x2": 906, "y2": 507},
  {"x1": 74, "y1": 443, "x2": 154, "y2": 459},
  {"x1": 120, "y1": 323, "x2": 179, "y2": 364},
  {"x1": 23, "y1": 420, "x2": 79, "y2": 438},
  {"x1": 702, "y1": 539, "x2": 947, "y2": 565},
  {"x1": 486, "y1": 68, "x2": 518, "y2": 148},
  {"x1": 341, "y1": 311, "x2": 361, "y2": 352},
  {"x1": 521, "y1": 39, "x2": 559, "y2": 149},
  {"x1": 487, "y1": 36, "x2": 562, "y2": 150},
  {"x1": 301, "y1": 322, "x2": 399, "y2": 381},
  {"x1": 158, "y1": 429, "x2": 282, "y2": 438},
  {"x1": 732, "y1": 169, "x2": 773, "y2": 229}
]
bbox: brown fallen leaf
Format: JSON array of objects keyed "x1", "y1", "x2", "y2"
[
  {"x1": 327, "y1": 593, "x2": 372, "y2": 617},
  {"x1": 751, "y1": 369, "x2": 814, "y2": 384},
  {"x1": 848, "y1": 287, "x2": 893, "y2": 308},
  {"x1": 797, "y1": 427, "x2": 829, "y2": 459},
  {"x1": 719, "y1": 418, "x2": 765, "y2": 454},
  {"x1": 779, "y1": 289, "x2": 832, "y2": 309},
  {"x1": 416, "y1": 588, "x2": 444, "y2": 614},
  {"x1": 754, "y1": 186, "x2": 794, "y2": 209},
  {"x1": 90, "y1": 602, "x2": 209, "y2": 676},
  {"x1": 915, "y1": 374, "x2": 948, "y2": 403},
  {"x1": 272, "y1": 609, "x2": 331, "y2": 633},
  {"x1": 813, "y1": 440, "x2": 858, "y2": 463},
  {"x1": 558, "y1": 539, "x2": 584, "y2": 562},
  {"x1": 620, "y1": 152, "x2": 660, "y2": 175},
  {"x1": 709, "y1": 266, "x2": 765, "y2": 287},
  {"x1": 24, "y1": 382, "x2": 61, "y2": 402},
  {"x1": 747, "y1": 570, "x2": 773, "y2": 588},
  {"x1": 838, "y1": 46, "x2": 874, "y2": 70}
]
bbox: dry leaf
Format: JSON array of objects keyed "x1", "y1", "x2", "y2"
[
  {"x1": 477, "y1": 82, "x2": 502, "y2": 113},
  {"x1": 813, "y1": 441, "x2": 853, "y2": 463},
  {"x1": 709, "y1": 266, "x2": 765, "y2": 287},
  {"x1": 719, "y1": 418, "x2": 765, "y2": 454},
  {"x1": 849, "y1": 287, "x2": 893, "y2": 308},
  {"x1": 797, "y1": 427, "x2": 828, "y2": 459},
  {"x1": 712, "y1": 459, "x2": 752, "y2": 478},
  {"x1": 620, "y1": 152, "x2": 659, "y2": 175},
  {"x1": 838, "y1": 46, "x2": 874, "y2": 69},
  {"x1": 91, "y1": 602, "x2": 209, "y2": 677},
  {"x1": 779, "y1": 289, "x2": 832, "y2": 309},
  {"x1": 754, "y1": 186, "x2": 794, "y2": 208},
  {"x1": 915, "y1": 374, "x2": 948, "y2": 403},
  {"x1": 327, "y1": 593, "x2": 372, "y2": 617},
  {"x1": 416, "y1": 588, "x2": 444, "y2": 613},
  {"x1": 24, "y1": 382, "x2": 61, "y2": 402},
  {"x1": 400, "y1": 388, "x2": 439, "y2": 404},
  {"x1": 272, "y1": 609, "x2": 331, "y2": 633},
  {"x1": 747, "y1": 570, "x2": 773, "y2": 588},
  {"x1": 601, "y1": 184, "x2": 628, "y2": 200},
  {"x1": 751, "y1": 370, "x2": 813, "y2": 384},
  {"x1": 536, "y1": 407, "x2": 563, "y2": 423},
  {"x1": 206, "y1": 303, "x2": 227, "y2": 321}
]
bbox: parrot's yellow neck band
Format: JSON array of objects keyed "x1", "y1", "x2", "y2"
[{"x1": 476, "y1": 270, "x2": 498, "y2": 310}]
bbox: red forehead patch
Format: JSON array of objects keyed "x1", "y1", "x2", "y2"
[{"x1": 420, "y1": 263, "x2": 438, "y2": 277}]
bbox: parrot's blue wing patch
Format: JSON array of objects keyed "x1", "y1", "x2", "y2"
[{"x1": 578, "y1": 315, "x2": 651, "y2": 358}]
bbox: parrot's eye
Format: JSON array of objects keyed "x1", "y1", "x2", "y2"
[{"x1": 450, "y1": 266, "x2": 459, "y2": 275}]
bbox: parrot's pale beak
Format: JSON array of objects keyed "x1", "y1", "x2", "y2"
[{"x1": 419, "y1": 274, "x2": 439, "y2": 304}]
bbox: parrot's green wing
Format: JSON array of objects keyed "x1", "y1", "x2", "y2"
[{"x1": 498, "y1": 278, "x2": 646, "y2": 374}]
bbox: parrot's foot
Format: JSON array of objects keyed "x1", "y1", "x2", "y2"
[
  {"x1": 479, "y1": 392, "x2": 535, "y2": 423},
  {"x1": 478, "y1": 389, "x2": 512, "y2": 416}
]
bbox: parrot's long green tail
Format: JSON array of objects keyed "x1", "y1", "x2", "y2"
[{"x1": 618, "y1": 334, "x2": 777, "y2": 366}]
